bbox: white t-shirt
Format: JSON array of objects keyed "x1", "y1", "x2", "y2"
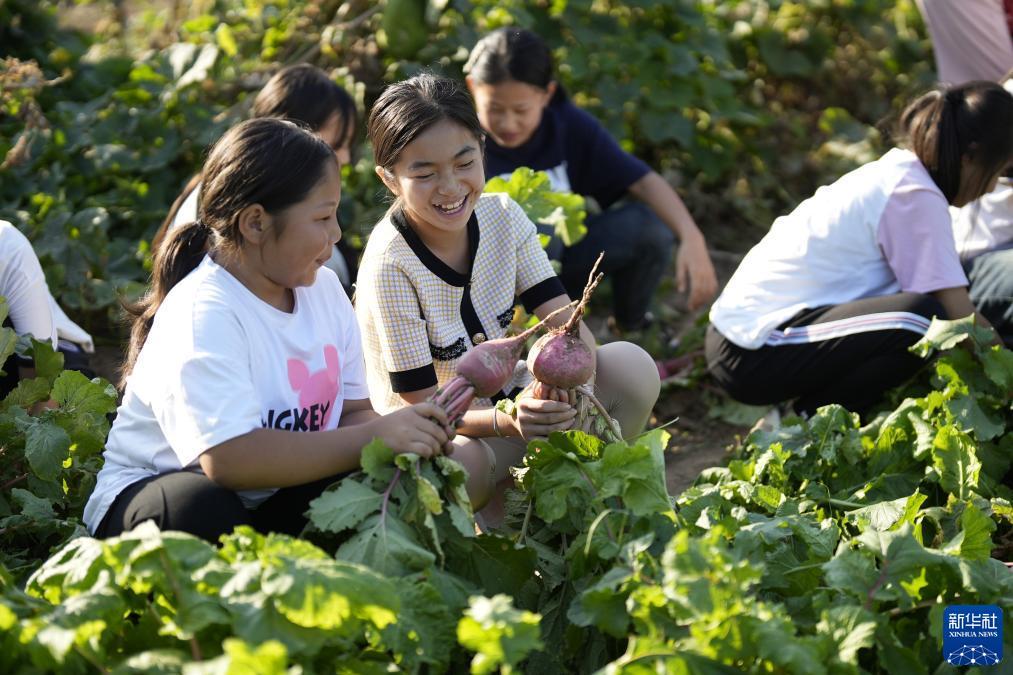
[
  {"x1": 711, "y1": 149, "x2": 968, "y2": 349},
  {"x1": 951, "y1": 178, "x2": 1013, "y2": 261},
  {"x1": 83, "y1": 255, "x2": 368, "y2": 532},
  {"x1": 0, "y1": 220, "x2": 57, "y2": 346}
]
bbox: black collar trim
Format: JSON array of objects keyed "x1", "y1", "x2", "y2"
[{"x1": 391, "y1": 207, "x2": 480, "y2": 287}]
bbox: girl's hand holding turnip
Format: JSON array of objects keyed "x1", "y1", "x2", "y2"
[
  {"x1": 529, "y1": 381, "x2": 576, "y2": 405},
  {"x1": 370, "y1": 402, "x2": 456, "y2": 458},
  {"x1": 507, "y1": 381, "x2": 578, "y2": 441}
]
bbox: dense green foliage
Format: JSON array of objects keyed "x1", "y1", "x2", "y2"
[
  {"x1": 0, "y1": 302, "x2": 118, "y2": 578},
  {"x1": 1, "y1": 0, "x2": 931, "y2": 328},
  {"x1": 2, "y1": 316, "x2": 1012, "y2": 672},
  {"x1": 7, "y1": 3, "x2": 1011, "y2": 673}
]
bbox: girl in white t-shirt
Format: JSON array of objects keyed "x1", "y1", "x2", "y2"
[
  {"x1": 84, "y1": 118, "x2": 453, "y2": 542},
  {"x1": 358, "y1": 74, "x2": 660, "y2": 522},
  {"x1": 951, "y1": 76, "x2": 1013, "y2": 347},
  {"x1": 707, "y1": 80, "x2": 1012, "y2": 417},
  {"x1": 952, "y1": 174, "x2": 1013, "y2": 347}
]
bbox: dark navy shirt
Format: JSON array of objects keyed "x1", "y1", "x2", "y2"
[{"x1": 483, "y1": 98, "x2": 651, "y2": 210}]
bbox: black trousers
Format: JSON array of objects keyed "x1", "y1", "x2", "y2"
[
  {"x1": 541, "y1": 202, "x2": 676, "y2": 330},
  {"x1": 706, "y1": 292, "x2": 946, "y2": 416},
  {"x1": 94, "y1": 470, "x2": 344, "y2": 543},
  {"x1": 1, "y1": 318, "x2": 96, "y2": 398}
]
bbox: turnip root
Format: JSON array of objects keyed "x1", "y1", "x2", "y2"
[
  {"x1": 527, "y1": 253, "x2": 603, "y2": 389},
  {"x1": 575, "y1": 383, "x2": 623, "y2": 442},
  {"x1": 526, "y1": 253, "x2": 624, "y2": 444},
  {"x1": 429, "y1": 300, "x2": 579, "y2": 425}
]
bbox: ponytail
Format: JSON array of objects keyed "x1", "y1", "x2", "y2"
[
  {"x1": 151, "y1": 173, "x2": 203, "y2": 254},
  {"x1": 121, "y1": 219, "x2": 211, "y2": 387},
  {"x1": 898, "y1": 81, "x2": 1013, "y2": 204}
]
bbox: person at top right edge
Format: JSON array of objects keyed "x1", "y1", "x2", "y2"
[
  {"x1": 464, "y1": 28, "x2": 718, "y2": 343},
  {"x1": 915, "y1": 1, "x2": 1013, "y2": 347}
]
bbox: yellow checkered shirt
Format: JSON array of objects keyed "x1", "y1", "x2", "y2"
[{"x1": 355, "y1": 193, "x2": 565, "y2": 413}]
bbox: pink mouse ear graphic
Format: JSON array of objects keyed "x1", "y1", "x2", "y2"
[
  {"x1": 324, "y1": 344, "x2": 340, "y2": 379},
  {"x1": 287, "y1": 358, "x2": 310, "y2": 390}
]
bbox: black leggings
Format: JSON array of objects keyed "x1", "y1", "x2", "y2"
[
  {"x1": 1, "y1": 318, "x2": 96, "y2": 398},
  {"x1": 706, "y1": 292, "x2": 946, "y2": 416},
  {"x1": 94, "y1": 470, "x2": 344, "y2": 543}
]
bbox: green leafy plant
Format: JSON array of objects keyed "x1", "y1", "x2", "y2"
[
  {"x1": 0, "y1": 300, "x2": 118, "y2": 580},
  {"x1": 457, "y1": 594, "x2": 543, "y2": 675},
  {"x1": 484, "y1": 167, "x2": 588, "y2": 247},
  {"x1": 4, "y1": 314, "x2": 1012, "y2": 672}
]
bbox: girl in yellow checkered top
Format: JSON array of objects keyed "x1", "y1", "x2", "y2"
[{"x1": 355, "y1": 73, "x2": 661, "y2": 522}]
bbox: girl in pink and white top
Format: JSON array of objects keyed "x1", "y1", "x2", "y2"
[{"x1": 707, "y1": 81, "x2": 1012, "y2": 417}]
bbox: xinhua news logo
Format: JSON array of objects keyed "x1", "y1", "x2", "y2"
[{"x1": 943, "y1": 605, "x2": 1003, "y2": 666}]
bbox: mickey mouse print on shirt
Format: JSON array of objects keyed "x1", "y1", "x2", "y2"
[{"x1": 261, "y1": 345, "x2": 341, "y2": 431}]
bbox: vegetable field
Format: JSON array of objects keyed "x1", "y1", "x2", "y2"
[
  {"x1": 3, "y1": 1, "x2": 1012, "y2": 673},
  {"x1": 3, "y1": 307, "x2": 1012, "y2": 672}
]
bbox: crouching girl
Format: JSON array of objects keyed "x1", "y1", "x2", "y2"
[
  {"x1": 707, "y1": 81, "x2": 1012, "y2": 418},
  {"x1": 354, "y1": 74, "x2": 660, "y2": 520},
  {"x1": 84, "y1": 118, "x2": 453, "y2": 543}
]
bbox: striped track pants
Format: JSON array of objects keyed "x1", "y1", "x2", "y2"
[{"x1": 705, "y1": 292, "x2": 945, "y2": 416}]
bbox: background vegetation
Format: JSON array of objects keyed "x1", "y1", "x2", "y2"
[
  {"x1": 1, "y1": 0, "x2": 934, "y2": 338},
  {"x1": 10, "y1": 4, "x2": 1012, "y2": 674}
]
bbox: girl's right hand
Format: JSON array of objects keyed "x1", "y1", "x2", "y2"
[
  {"x1": 511, "y1": 393, "x2": 577, "y2": 441},
  {"x1": 373, "y1": 403, "x2": 455, "y2": 458}
]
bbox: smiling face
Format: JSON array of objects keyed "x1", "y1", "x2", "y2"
[
  {"x1": 381, "y1": 118, "x2": 485, "y2": 241},
  {"x1": 468, "y1": 78, "x2": 554, "y2": 149},
  {"x1": 257, "y1": 159, "x2": 343, "y2": 293}
]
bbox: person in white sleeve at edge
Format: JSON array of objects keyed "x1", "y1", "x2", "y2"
[
  {"x1": 950, "y1": 75, "x2": 1013, "y2": 348},
  {"x1": 706, "y1": 81, "x2": 1011, "y2": 423},
  {"x1": 0, "y1": 219, "x2": 94, "y2": 397}
]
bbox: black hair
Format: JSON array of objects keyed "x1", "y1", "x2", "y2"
[
  {"x1": 897, "y1": 80, "x2": 1013, "y2": 204},
  {"x1": 123, "y1": 118, "x2": 335, "y2": 385},
  {"x1": 464, "y1": 28, "x2": 567, "y2": 103},
  {"x1": 154, "y1": 64, "x2": 355, "y2": 252},
  {"x1": 367, "y1": 73, "x2": 485, "y2": 171},
  {"x1": 252, "y1": 63, "x2": 357, "y2": 151}
]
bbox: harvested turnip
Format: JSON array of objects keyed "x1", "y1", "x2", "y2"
[
  {"x1": 525, "y1": 253, "x2": 624, "y2": 443},
  {"x1": 429, "y1": 300, "x2": 578, "y2": 425},
  {"x1": 526, "y1": 252, "x2": 603, "y2": 389}
]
